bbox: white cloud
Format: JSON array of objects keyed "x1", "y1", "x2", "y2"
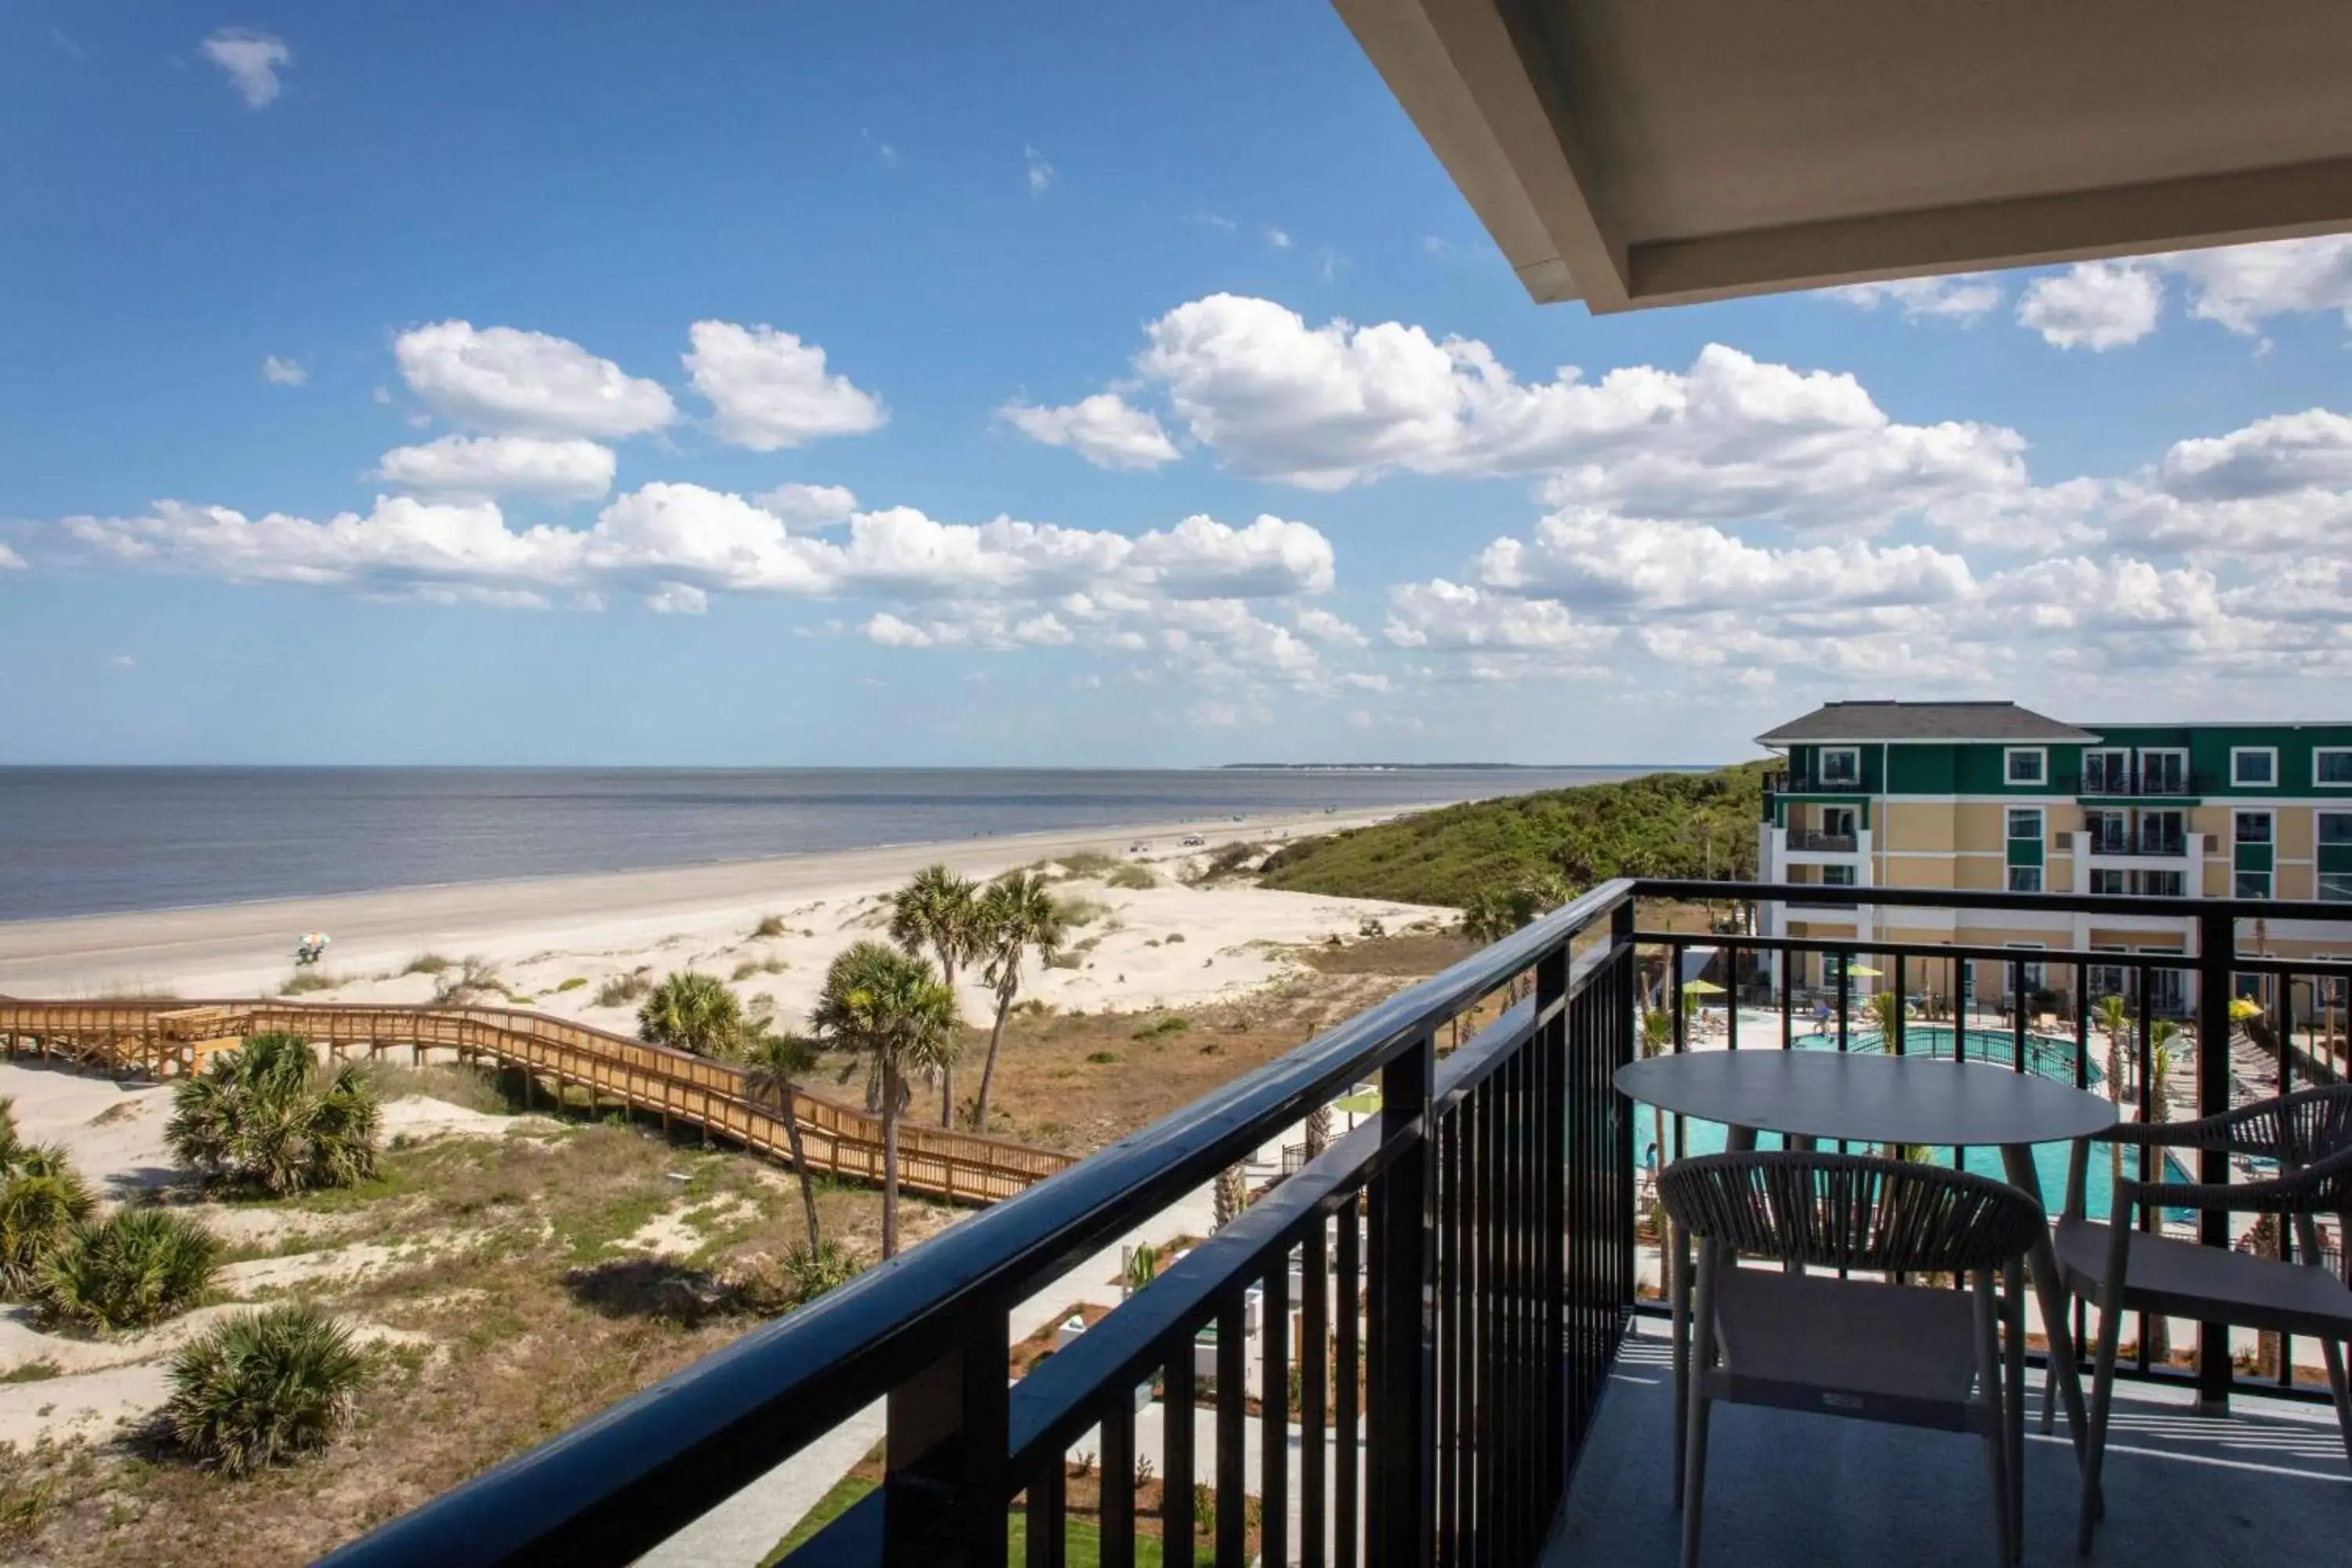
[
  {"x1": 2164, "y1": 235, "x2": 2352, "y2": 336},
  {"x1": 1474, "y1": 507, "x2": 1976, "y2": 613},
  {"x1": 1295, "y1": 607, "x2": 1369, "y2": 647},
  {"x1": 1824, "y1": 274, "x2": 2002, "y2": 319},
  {"x1": 2016, "y1": 262, "x2": 2164, "y2": 350},
  {"x1": 201, "y1": 28, "x2": 291, "y2": 108},
  {"x1": 684, "y1": 321, "x2": 884, "y2": 451},
  {"x1": 1267, "y1": 228, "x2": 1293, "y2": 250},
  {"x1": 755, "y1": 482, "x2": 860, "y2": 528},
  {"x1": 862, "y1": 129, "x2": 900, "y2": 167},
  {"x1": 394, "y1": 321, "x2": 676, "y2": 438},
  {"x1": 1383, "y1": 579, "x2": 1617, "y2": 657},
  {"x1": 260, "y1": 355, "x2": 307, "y2": 387},
  {"x1": 107, "y1": 653, "x2": 135, "y2": 670},
  {"x1": 645, "y1": 582, "x2": 709, "y2": 615},
  {"x1": 0, "y1": 543, "x2": 26, "y2": 571},
  {"x1": 1025, "y1": 147, "x2": 1054, "y2": 196},
  {"x1": 1130, "y1": 296, "x2": 2037, "y2": 532},
  {"x1": 374, "y1": 434, "x2": 616, "y2": 502},
  {"x1": 1128, "y1": 514, "x2": 1334, "y2": 597},
  {"x1": 2154, "y1": 410, "x2": 2352, "y2": 502},
  {"x1": 1000, "y1": 394, "x2": 1179, "y2": 470}
]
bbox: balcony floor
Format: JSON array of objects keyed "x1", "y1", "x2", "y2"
[{"x1": 1544, "y1": 1318, "x2": 2350, "y2": 1567}]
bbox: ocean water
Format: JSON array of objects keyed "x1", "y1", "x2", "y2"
[{"x1": 0, "y1": 765, "x2": 1651, "y2": 921}]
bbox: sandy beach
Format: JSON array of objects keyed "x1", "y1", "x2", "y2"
[{"x1": 0, "y1": 801, "x2": 1442, "y2": 1002}]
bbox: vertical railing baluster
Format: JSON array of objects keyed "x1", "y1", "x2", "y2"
[
  {"x1": 1263, "y1": 1254, "x2": 1290, "y2": 1568},
  {"x1": 2278, "y1": 970, "x2": 2298, "y2": 1390},
  {"x1": 2136, "y1": 960, "x2": 2155, "y2": 1375},
  {"x1": 1541, "y1": 934, "x2": 1567, "y2": 1523},
  {"x1": 1336, "y1": 1194, "x2": 1360, "y2": 1568},
  {"x1": 1028, "y1": 1461, "x2": 1066, "y2": 1568},
  {"x1": 1303, "y1": 1218, "x2": 1330, "y2": 1568},
  {"x1": 2194, "y1": 908, "x2": 2236, "y2": 1410},
  {"x1": 1218, "y1": 1296, "x2": 1246, "y2": 1567},
  {"x1": 1164, "y1": 1338, "x2": 1196, "y2": 1568},
  {"x1": 1368, "y1": 1031, "x2": 1432, "y2": 1568},
  {"x1": 1436, "y1": 1109, "x2": 1457, "y2": 1567},
  {"x1": 1102, "y1": 1391, "x2": 1136, "y2": 1568},
  {"x1": 1780, "y1": 946, "x2": 1793, "y2": 1049}
]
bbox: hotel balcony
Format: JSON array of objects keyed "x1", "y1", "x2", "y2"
[
  {"x1": 2085, "y1": 829, "x2": 2193, "y2": 858},
  {"x1": 1781, "y1": 829, "x2": 1857, "y2": 854},
  {"x1": 2078, "y1": 769, "x2": 2208, "y2": 801},
  {"x1": 321, "y1": 883, "x2": 2352, "y2": 1568}
]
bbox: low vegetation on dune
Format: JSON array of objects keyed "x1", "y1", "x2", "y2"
[
  {"x1": 1258, "y1": 764, "x2": 1769, "y2": 907},
  {"x1": 42, "y1": 1207, "x2": 220, "y2": 1332},
  {"x1": 167, "y1": 1033, "x2": 382, "y2": 1198},
  {"x1": 164, "y1": 1305, "x2": 372, "y2": 1477}
]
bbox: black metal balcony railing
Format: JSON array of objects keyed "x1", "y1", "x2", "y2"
[
  {"x1": 1763, "y1": 770, "x2": 1868, "y2": 797},
  {"x1": 2079, "y1": 767, "x2": 2205, "y2": 798},
  {"x1": 1782, "y1": 829, "x2": 1857, "y2": 853},
  {"x1": 2085, "y1": 828, "x2": 2190, "y2": 857},
  {"x1": 320, "y1": 882, "x2": 2352, "y2": 1568}
]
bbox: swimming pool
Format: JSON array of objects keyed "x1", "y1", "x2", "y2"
[{"x1": 1630, "y1": 1029, "x2": 2196, "y2": 1222}]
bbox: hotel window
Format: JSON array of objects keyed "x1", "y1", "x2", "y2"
[
  {"x1": 2090, "y1": 869, "x2": 2125, "y2": 895},
  {"x1": 2236, "y1": 870, "x2": 2272, "y2": 899},
  {"x1": 2233, "y1": 747, "x2": 2277, "y2": 786},
  {"x1": 1818, "y1": 746, "x2": 1860, "y2": 786},
  {"x1": 2318, "y1": 749, "x2": 2352, "y2": 787},
  {"x1": 2320, "y1": 812, "x2": 2352, "y2": 846},
  {"x1": 2083, "y1": 750, "x2": 2129, "y2": 793},
  {"x1": 1820, "y1": 863, "x2": 1857, "y2": 887},
  {"x1": 2141, "y1": 869, "x2": 2184, "y2": 898},
  {"x1": 2005, "y1": 748, "x2": 2046, "y2": 786},
  {"x1": 2321, "y1": 873, "x2": 2352, "y2": 903},
  {"x1": 2005, "y1": 807, "x2": 2043, "y2": 842},
  {"x1": 2007, "y1": 865, "x2": 2043, "y2": 893},
  {"x1": 2235, "y1": 811, "x2": 2272, "y2": 845}
]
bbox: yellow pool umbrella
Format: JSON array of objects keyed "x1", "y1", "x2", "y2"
[
  {"x1": 1683, "y1": 978, "x2": 1727, "y2": 994},
  {"x1": 1846, "y1": 964, "x2": 1884, "y2": 978}
]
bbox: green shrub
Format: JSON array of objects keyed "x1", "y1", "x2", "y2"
[
  {"x1": 782, "y1": 1240, "x2": 858, "y2": 1305},
  {"x1": 556, "y1": 977, "x2": 587, "y2": 993},
  {"x1": 637, "y1": 971, "x2": 746, "y2": 1057},
  {"x1": 751, "y1": 914, "x2": 789, "y2": 938},
  {"x1": 165, "y1": 1304, "x2": 371, "y2": 1475},
  {"x1": 1163, "y1": 932, "x2": 1185, "y2": 944},
  {"x1": 593, "y1": 971, "x2": 652, "y2": 1007},
  {"x1": 1106, "y1": 864, "x2": 1156, "y2": 890},
  {"x1": 1131, "y1": 1016, "x2": 1189, "y2": 1040},
  {"x1": 0, "y1": 1145, "x2": 94, "y2": 1298},
  {"x1": 400, "y1": 953, "x2": 453, "y2": 977},
  {"x1": 168, "y1": 1033, "x2": 381, "y2": 1196},
  {"x1": 1051, "y1": 895, "x2": 1109, "y2": 927},
  {"x1": 431, "y1": 955, "x2": 504, "y2": 1005},
  {"x1": 1087, "y1": 1051, "x2": 1120, "y2": 1065},
  {"x1": 43, "y1": 1208, "x2": 220, "y2": 1331},
  {"x1": 1055, "y1": 851, "x2": 1118, "y2": 878},
  {"x1": 278, "y1": 971, "x2": 338, "y2": 996},
  {"x1": 731, "y1": 956, "x2": 788, "y2": 982}
]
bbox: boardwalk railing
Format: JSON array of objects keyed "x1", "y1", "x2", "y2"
[{"x1": 0, "y1": 997, "x2": 1073, "y2": 1205}]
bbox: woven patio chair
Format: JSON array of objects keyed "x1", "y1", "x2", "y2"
[
  {"x1": 1660, "y1": 1151, "x2": 2045, "y2": 1568},
  {"x1": 2054, "y1": 1083, "x2": 2352, "y2": 1552}
]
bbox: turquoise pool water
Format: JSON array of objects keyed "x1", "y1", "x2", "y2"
[{"x1": 1633, "y1": 1028, "x2": 2194, "y2": 1221}]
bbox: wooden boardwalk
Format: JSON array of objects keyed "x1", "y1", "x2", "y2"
[{"x1": 0, "y1": 997, "x2": 1074, "y2": 1205}]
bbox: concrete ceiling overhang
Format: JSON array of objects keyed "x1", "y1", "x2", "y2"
[{"x1": 1334, "y1": 0, "x2": 2352, "y2": 310}]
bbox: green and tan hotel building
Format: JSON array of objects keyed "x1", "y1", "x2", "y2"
[{"x1": 1755, "y1": 701, "x2": 2352, "y2": 1013}]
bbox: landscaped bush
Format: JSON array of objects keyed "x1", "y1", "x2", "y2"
[
  {"x1": 167, "y1": 1032, "x2": 382, "y2": 1196},
  {"x1": 42, "y1": 1208, "x2": 220, "y2": 1331},
  {"x1": 0, "y1": 1139, "x2": 94, "y2": 1298},
  {"x1": 164, "y1": 1304, "x2": 371, "y2": 1475},
  {"x1": 636, "y1": 971, "x2": 746, "y2": 1057}
]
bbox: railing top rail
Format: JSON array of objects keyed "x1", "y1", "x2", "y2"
[
  {"x1": 314, "y1": 877, "x2": 1638, "y2": 1568},
  {"x1": 1636, "y1": 880, "x2": 2349, "y2": 927}
]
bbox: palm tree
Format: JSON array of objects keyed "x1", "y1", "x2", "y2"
[
  {"x1": 637, "y1": 971, "x2": 745, "y2": 1058},
  {"x1": 809, "y1": 942, "x2": 960, "y2": 1258},
  {"x1": 166, "y1": 1033, "x2": 380, "y2": 1197},
  {"x1": 742, "y1": 1030, "x2": 826, "y2": 1252},
  {"x1": 2143, "y1": 1018, "x2": 2183, "y2": 1364},
  {"x1": 1302, "y1": 1102, "x2": 1334, "y2": 1161},
  {"x1": 2096, "y1": 993, "x2": 2131, "y2": 1206},
  {"x1": 888, "y1": 865, "x2": 985, "y2": 1127},
  {"x1": 1865, "y1": 988, "x2": 1904, "y2": 1051},
  {"x1": 0, "y1": 1145, "x2": 93, "y2": 1298},
  {"x1": 1213, "y1": 1163, "x2": 1247, "y2": 1231},
  {"x1": 970, "y1": 872, "x2": 1066, "y2": 1133}
]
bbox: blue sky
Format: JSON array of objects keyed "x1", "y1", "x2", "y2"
[{"x1": 5, "y1": 4, "x2": 2350, "y2": 767}]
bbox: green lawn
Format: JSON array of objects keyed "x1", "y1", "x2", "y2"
[{"x1": 764, "y1": 1475, "x2": 1210, "y2": 1566}]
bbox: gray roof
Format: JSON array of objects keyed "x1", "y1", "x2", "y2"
[{"x1": 1756, "y1": 701, "x2": 2099, "y2": 746}]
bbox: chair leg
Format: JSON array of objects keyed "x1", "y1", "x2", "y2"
[
  {"x1": 1681, "y1": 1245, "x2": 1720, "y2": 1568},
  {"x1": 2321, "y1": 1336, "x2": 2352, "y2": 1472},
  {"x1": 1671, "y1": 1221, "x2": 1690, "y2": 1508},
  {"x1": 1975, "y1": 1269, "x2": 2014, "y2": 1568},
  {"x1": 2077, "y1": 1226, "x2": 2132, "y2": 1555},
  {"x1": 2007, "y1": 1258, "x2": 2028, "y2": 1563}
]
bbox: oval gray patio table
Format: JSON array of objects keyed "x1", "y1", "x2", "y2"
[{"x1": 1615, "y1": 1050, "x2": 2117, "y2": 1506}]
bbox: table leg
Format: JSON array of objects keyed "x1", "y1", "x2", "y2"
[
  {"x1": 1676, "y1": 1123, "x2": 1755, "y2": 1503},
  {"x1": 1999, "y1": 1142, "x2": 2088, "y2": 1465}
]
